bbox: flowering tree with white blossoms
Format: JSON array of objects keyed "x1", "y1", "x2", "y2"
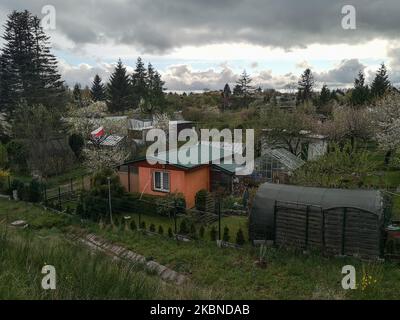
[
  {"x1": 371, "y1": 92, "x2": 400, "y2": 165},
  {"x1": 66, "y1": 101, "x2": 131, "y2": 171},
  {"x1": 81, "y1": 144, "x2": 130, "y2": 172},
  {"x1": 66, "y1": 101, "x2": 108, "y2": 138}
]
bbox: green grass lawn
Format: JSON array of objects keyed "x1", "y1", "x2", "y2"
[{"x1": 1, "y1": 199, "x2": 400, "y2": 300}]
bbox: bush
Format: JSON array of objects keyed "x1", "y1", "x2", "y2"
[
  {"x1": 179, "y1": 219, "x2": 188, "y2": 234},
  {"x1": 195, "y1": 189, "x2": 208, "y2": 212},
  {"x1": 69, "y1": 133, "x2": 85, "y2": 159},
  {"x1": 155, "y1": 193, "x2": 186, "y2": 216},
  {"x1": 130, "y1": 220, "x2": 137, "y2": 230},
  {"x1": 0, "y1": 143, "x2": 8, "y2": 169},
  {"x1": 235, "y1": 228, "x2": 245, "y2": 246},
  {"x1": 75, "y1": 192, "x2": 108, "y2": 221},
  {"x1": 210, "y1": 226, "x2": 217, "y2": 241},
  {"x1": 189, "y1": 224, "x2": 197, "y2": 239},
  {"x1": 27, "y1": 179, "x2": 43, "y2": 203},
  {"x1": 223, "y1": 226, "x2": 230, "y2": 242},
  {"x1": 10, "y1": 179, "x2": 26, "y2": 200},
  {"x1": 140, "y1": 221, "x2": 146, "y2": 230},
  {"x1": 158, "y1": 225, "x2": 164, "y2": 235},
  {"x1": 91, "y1": 168, "x2": 125, "y2": 198},
  {"x1": 149, "y1": 223, "x2": 156, "y2": 232},
  {"x1": 6, "y1": 140, "x2": 28, "y2": 174},
  {"x1": 199, "y1": 225, "x2": 205, "y2": 238},
  {"x1": 168, "y1": 227, "x2": 173, "y2": 238}
]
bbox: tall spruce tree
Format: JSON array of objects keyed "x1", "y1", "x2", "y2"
[
  {"x1": 351, "y1": 71, "x2": 370, "y2": 106},
  {"x1": 107, "y1": 59, "x2": 131, "y2": 113},
  {"x1": 297, "y1": 68, "x2": 314, "y2": 104},
  {"x1": 73, "y1": 83, "x2": 82, "y2": 107},
  {"x1": 0, "y1": 10, "x2": 64, "y2": 117},
  {"x1": 90, "y1": 74, "x2": 106, "y2": 101},
  {"x1": 222, "y1": 83, "x2": 231, "y2": 111},
  {"x1": 371, "y1": 63, "x2": 391, "y2": 98},
  {"x1": 236, "y1": 70, "x2": 253, "y2": 108},
  {"x1": 318, "y1": 84, "x2": 331, "y2": 107},
  {"x1": 131, "y1": 57, "x2": 148, "y2": 107}
]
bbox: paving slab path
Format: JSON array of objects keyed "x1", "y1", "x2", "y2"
[{"x1": 70, "y1": 232, "x2": 188, "y2": 286}]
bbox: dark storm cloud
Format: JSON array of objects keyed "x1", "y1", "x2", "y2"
[
  {"x1": 315, "y1": 59, "x2": 366, "y2": 85},
  {"x1": 1, "y1": 0, "x2": 400, "y2": 53}
]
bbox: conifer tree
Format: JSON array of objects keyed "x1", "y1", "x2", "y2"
[
  {"x1": 106, "y1": 59, "x2": 131, "y2": 113},
  {"x1": 236, "y1": 228, "x2": 245, "y2": 245},
  {"x1": 236, "y1": 70, "x2": 253, "y2": 108},
  {"x1": 371, "y1": 63, "x2": 391, "y2": 98},
  {"x1": 0, "y1": 10, "x2": 64, "y2": 116},
  {"x1": 141, "y1": 63, "x2": 165, "y2": 114},
  {"x1": 351, "y1": 71, "x2": 370, "y2": 106},
  {"x1": 222, "y1": 83, "x2": 231, "y2": 111},
  {"x1": 318, "y1": 84, "x2": 331, "y2": 107},
  {"x1": 90, "y1": 74, "x2": 106, "y2": 102},
  {"x1": 297, "y1": 68, "x2": 314, "y2": 104},
  {"x1": 131, "y1": 57, "x2": 147, "y2": 106},
  {"x1": 73, "y1": 83, "x2": 82, "y2": 107}
]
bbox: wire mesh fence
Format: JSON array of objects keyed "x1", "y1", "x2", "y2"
[{"x1": 0, "y1": 173, "x2": 248, "y2": 246}]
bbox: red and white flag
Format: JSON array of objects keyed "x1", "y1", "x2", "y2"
[{"x1": 91, "y1": 126, "x2": 105, "y2": 139}]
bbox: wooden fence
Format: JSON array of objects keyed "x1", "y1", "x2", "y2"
[{"x1": 273, "y1": 200, "x2": 383, "y2": 260}]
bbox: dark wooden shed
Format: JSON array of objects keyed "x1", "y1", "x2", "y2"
[{"x1": 249, "y1": 183, "x2": 392, "y2": 259}]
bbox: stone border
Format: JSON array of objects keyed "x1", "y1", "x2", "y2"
[{"x1": 72, "y1": 233, "x2": 188, "y2": 286}]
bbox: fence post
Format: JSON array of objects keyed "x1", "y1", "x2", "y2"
[
  {"x1": 107, "y1": 177, "x2": 113, "y2": 225},
  {"x1": 273, "y1": 200, "x2": 277, "y2": 246},
  {"x1": 321, "y1": 209, "x2": 325, "y2": 252},
  {"x1": 305, "y1": 205, "x2": 310, "y2": 251},
  {"x1": 174, "y1": 200, "x2": 177, "y2": 236},
  {"x1": 44, "y1": 184, "x2": 47, "y2": 206},
  {"x1": 218, "y1": 200, "x2": 221, "y2": 241},
  {"x1": 7, "y1": 175, "x2": 11, "y2": 190},
  {"x1": 128, "y1": 166, "x2": 131, "y2": 192},
  {"x1": 81, "y1": 175, "x2": 84, "y2": 190},
  {"x1": 341, "y1": 208, "x2": 347, "y2": 256},
  {"x1": 58, "y1": 187, "x2": 61, "y2": 209}
]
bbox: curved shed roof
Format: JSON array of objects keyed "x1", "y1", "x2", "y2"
[{"x1": 249, "y1": 183, "x2": 385, "y2": 240}]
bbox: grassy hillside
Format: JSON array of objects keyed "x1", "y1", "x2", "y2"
[{"x1": 1, "y1": 199, "x2": 400, "y2": 300}]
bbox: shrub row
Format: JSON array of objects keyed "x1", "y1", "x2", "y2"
[
  {"x1": 9, "y1": 178, "x2": 43, "y2": 203},
  {"x1": 108, "y1": 216, "x2": 246, "y2": 245}
]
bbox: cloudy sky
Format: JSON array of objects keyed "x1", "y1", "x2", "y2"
[{"x1": 1, "y1": 0, "x2": 400, "y2": 91}]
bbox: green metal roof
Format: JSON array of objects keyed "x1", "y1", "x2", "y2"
[{"x1": 121, "y1": 143, "x2": 243, "y2": 173}]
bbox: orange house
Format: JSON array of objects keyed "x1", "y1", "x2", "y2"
[
  {"x1": 118, "y1": 160, "x2": 210, "y2": 208},
  {"x1": 117, "y1": 144, "x2": 239, "y2": 208}
]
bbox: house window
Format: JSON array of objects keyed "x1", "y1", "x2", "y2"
[{"x1": 153, "y1": 171, "x2": 170, "y2": 192}]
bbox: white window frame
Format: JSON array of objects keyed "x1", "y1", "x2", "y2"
[{"x1": 153, "y1": 170, "x2": 170, "y2": 192}]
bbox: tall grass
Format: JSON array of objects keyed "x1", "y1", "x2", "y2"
[{"x1": 0, "y1": 227, "x2": 166, "y2": 299}]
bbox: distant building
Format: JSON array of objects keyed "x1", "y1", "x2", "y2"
[
  {"x1": 88, "y1": 126, "x2": 126, "y2": 148},
  {"x1": 261, "y1": 129, "x2": 328, "y2": 161},
  {"x1": 127, "y1": 117, "x2": 195, "y2": 146}
]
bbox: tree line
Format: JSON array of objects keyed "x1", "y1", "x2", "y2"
[
  {"x1": 0, "y1": 9, "x2": 166, "y2": 125},
  {"x1": 296, "y1": 64, "x2": 392, "y2": 107},
  {"x1": 219, "y1": 63, "x2": 393, "y2": 111},
  {"x1": 74, "y1": 57, "x2": 166, "y2": 114}
]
